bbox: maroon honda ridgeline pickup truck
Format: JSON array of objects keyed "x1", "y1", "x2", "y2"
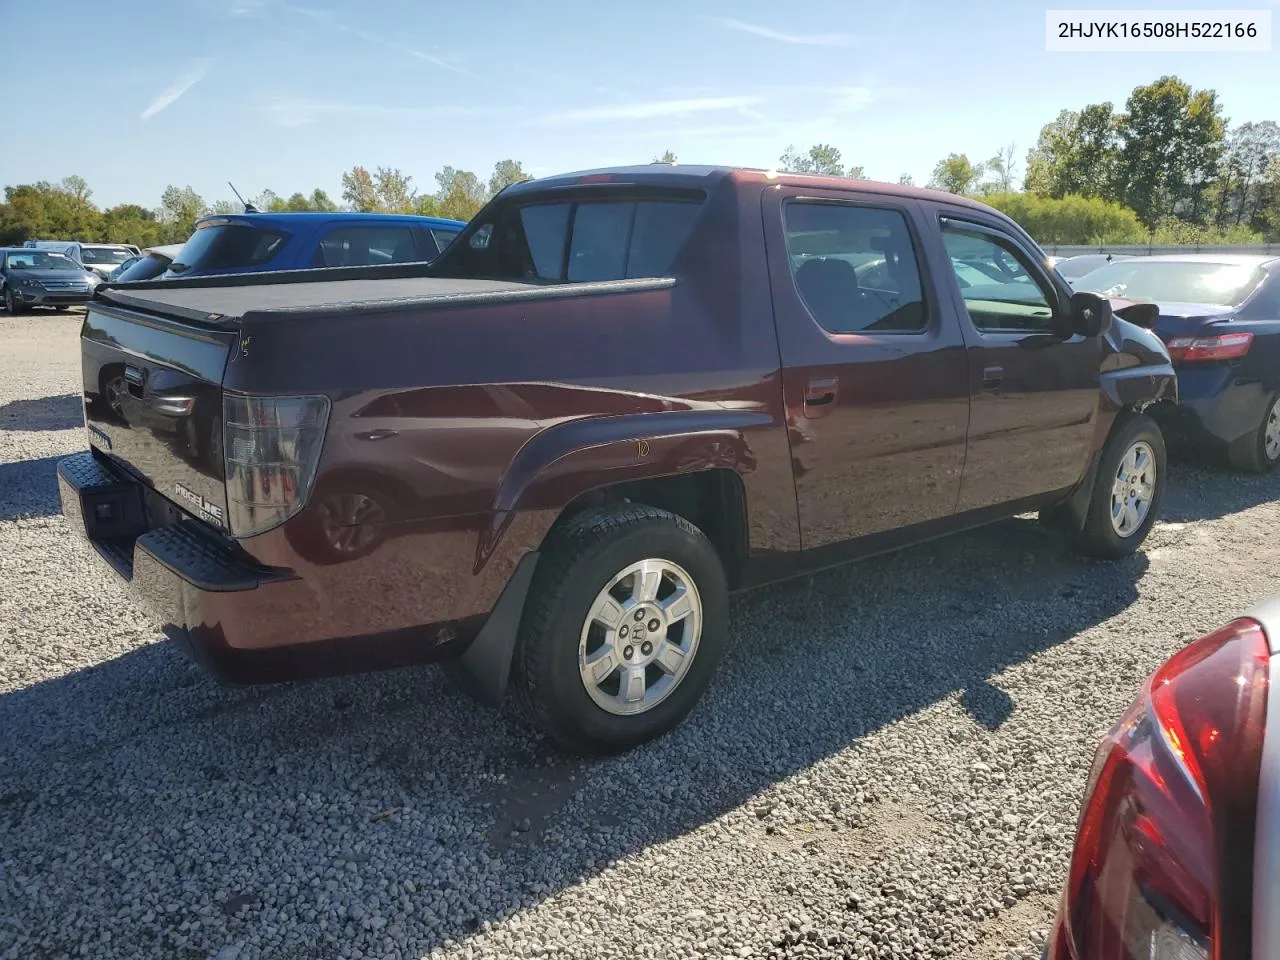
[{"x1": 58, "y1": 166, "x2": 1175, "y2": 753}]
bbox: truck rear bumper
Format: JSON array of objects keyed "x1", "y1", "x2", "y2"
[
  {"x1": 57, "y1": 451, "x2": 299, "y2": 682},
  {"x1": 57, "y1": 451, "x2": 504, "y2": 685}
]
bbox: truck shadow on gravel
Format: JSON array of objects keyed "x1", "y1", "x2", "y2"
[
  {"x1": 0, "y1": 393, "x2": 83, "y2": 432},
  {"x1": 0, "y1": 496, "x2": 1184, "y2": 959},
  {"x1": 0, "y1": 455, "x2": 65, "y2": 520}
]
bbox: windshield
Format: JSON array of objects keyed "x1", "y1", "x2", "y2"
[
  {"x1": 1077, "y1": 260, "x2": 1267, "y2": 306},
  {"x1": 169, "y1": 223, "x2": 287, "y2": 273},
  {"x1": 79, "y1": 246, "x2": 133, "y2": 265},
  {"x1": 4, "y1": 251, "x2": 85, "y2": 271}
]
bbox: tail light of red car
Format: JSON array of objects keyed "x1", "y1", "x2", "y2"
[
  {"x1": 223, "y1": 393, "x2": 330, "y2": 538},
  {"x1": 1165, "y1": 332, "x2": 1253, "y2": 363},
  {"x1": 1049, "y1": 619, "x2": 1270, "y2": 960}
]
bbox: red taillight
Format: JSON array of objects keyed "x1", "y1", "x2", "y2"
[
  {"x1": 577, "y1": 174, "x2": 617, "y2": 184},
  {"x1": 1165, "y1": 333, "x2": 1253, "y2": 363},
  {"x1": 224, "y1": 393, "x2": 330, "y2": 538},
  {"x1": 1051, "y1": 619, "x2": 1269, "y2": 960}
]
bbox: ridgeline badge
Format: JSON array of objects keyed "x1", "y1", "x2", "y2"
[{"x1": 174, "y1": 482, "x2": 225, "y2": 524}]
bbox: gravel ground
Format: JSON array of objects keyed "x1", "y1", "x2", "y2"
[{"x1": 3, "y1": 310, "x2": 1279, "y2": 960}]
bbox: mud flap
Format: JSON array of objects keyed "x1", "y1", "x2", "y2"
[
  {"x1": 1043, "y1": 451, "x2": 1100, "y2": 535},
  {"x1": 447, "y1": 551, "x2": 539, "y2": 706}
]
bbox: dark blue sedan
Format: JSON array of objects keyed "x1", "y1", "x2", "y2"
[{"x1": 1078, "y1": 254, "x2": 1280, "y2": 472}]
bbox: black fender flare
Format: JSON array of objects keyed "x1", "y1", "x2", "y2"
[
  {"x1": 474, "y1": 409, "x2": 768, "y2": 571},
  {"x1": 456, "y1": 409, "x2": 768, "y2": 704}
]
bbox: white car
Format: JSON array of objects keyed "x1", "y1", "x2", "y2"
[
  {"x1": 75, "y1": 244, "x2": 143, "y2": 280},
  {"x1": 26, "y1": 241, "x2": 140, "y2": 280}
]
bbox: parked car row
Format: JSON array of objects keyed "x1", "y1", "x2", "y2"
[{"x1": 3, "y1": 212, "x2": 467, "y2": 312}]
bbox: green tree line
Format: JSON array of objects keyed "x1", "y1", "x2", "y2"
[
  {"x1": 8, "y1": 76, "x2": 1279, "y2": 250},
  {"x1": 777, "y1": 75, "x2": 1280, "y2": 245},
  {"x1": 0, "y1": 159, "x2": 531, "y2": 249}
]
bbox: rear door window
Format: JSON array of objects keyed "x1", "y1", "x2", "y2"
[
  {"x1": 313, "y1": 225, "x2": 421, "y2": 267},
  {"x1": 782, "y1": 201, "x2": 928, "y2": 334}
]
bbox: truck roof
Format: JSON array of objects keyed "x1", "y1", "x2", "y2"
[{"x1": 502, "y1": 164, "x2": 1000, "y2": 213}]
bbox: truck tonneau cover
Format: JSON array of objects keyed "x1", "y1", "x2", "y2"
[
  {"x1": 98, "y1": 277, "x2": 536, "y2": 322},
  {"x1": 98, "y1": 274, "x2": 676, "y2": 325}
]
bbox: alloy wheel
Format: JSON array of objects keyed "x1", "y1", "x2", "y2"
[
  {"x1": 577, "y1": 558, "x2": 703, "y2": 716},
  {"x1": 1110, "y1": 441, "x2": 1157, "y2": 537}
]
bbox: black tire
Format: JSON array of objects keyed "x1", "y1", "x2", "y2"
[
  {"x1": 1227, "y1": 393, "x2": 1280, "y2": 474},
  {"x1": 3, "y1": 287, "x2": 23, "y2": 314},
  {"x1": 513, "y1": 505, "x2": 729, "y2": 755},
  {"x1": 1072, "y1": 413, "x2": 1166, "y2": 559}
]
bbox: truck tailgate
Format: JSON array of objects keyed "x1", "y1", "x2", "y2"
[{"x1": 82, "y1": 302, "x2": 236, "y2": 530}]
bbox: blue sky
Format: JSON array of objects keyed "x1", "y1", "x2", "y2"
[{"x1": 2, "y1": 0, "x2": 1277, "y2": 209}]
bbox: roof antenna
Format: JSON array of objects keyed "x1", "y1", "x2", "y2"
[{"x1": 228, "y1": 181, "x2": 259, "y2": 214}]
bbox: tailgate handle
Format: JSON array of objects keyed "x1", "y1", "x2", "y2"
[{"x1": 124, "y1": 365, "x2": 144, "y2": 398}]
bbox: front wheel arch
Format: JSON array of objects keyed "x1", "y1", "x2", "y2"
[{"x1": 1069, "y1": 411, "x2": 1166, "y2": 559}]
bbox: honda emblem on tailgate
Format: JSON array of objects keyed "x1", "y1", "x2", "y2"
[{"x1": 173, "y1": 482, "x2": 225, "y2": 525}]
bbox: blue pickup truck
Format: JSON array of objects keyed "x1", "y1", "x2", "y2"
[{"x1": 114, "y1": 212, "x2": 466, "y2": 282}]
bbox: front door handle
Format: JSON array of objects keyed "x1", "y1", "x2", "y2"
[
  {"x1": 803, "y1": 377, "x2": 838, "y2": 419},
  {"x1": 981, "y1": 366, "x2": 1003, "y2": 391}
]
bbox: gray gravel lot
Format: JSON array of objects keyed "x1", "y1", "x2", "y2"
[{"x1": 2, "y1": 309, "x2": 1279, "y2": 960}]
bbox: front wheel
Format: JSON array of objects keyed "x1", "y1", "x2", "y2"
[
  {"x1": 3, "y1": 287, "x2": 23, "y2": 314},
  {"x1": 513, "y1": 505, "x2": 729, "y2": 754},
  {"x1": 1072, "y1": 413, "x2": 1166, "y2": 559}
]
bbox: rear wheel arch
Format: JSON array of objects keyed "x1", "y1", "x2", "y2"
[{"x1": 543, "y1": 468, "x2": 750, "y2": 589}]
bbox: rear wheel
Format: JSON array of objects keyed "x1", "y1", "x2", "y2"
[
  {"x1": 285, "y1": 488, "x2": 392, "y2": 565},
  {"x1": 1228, "y1": 393, "x2": 1280, "y2": 473},
  {"x1": 514, "y1": 505, "x2": 729, "y2": 754},
  {"x1": 1072, "y1": 413, "x2": 1166, "y2": 559}
]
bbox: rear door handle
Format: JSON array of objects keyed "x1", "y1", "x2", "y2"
[
  {"x1": 981, "y1": 366, "x2": 1003, "y2": 391},
  {"x1": 803, "y1": 377, "x2": 838, "y2": 418},
  {"x1": 355, "y1": 428, "x2": 399, "y2": 442}
]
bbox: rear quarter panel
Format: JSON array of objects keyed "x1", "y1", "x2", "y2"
[{"x1": 224, "y1": 178, "x2": 796, "y2": 644}]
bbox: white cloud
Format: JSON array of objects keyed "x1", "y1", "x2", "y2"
[
  {"x1": 832, "y1": 86, "x2": 874, "y2": 112},
  {"x1": 285, "y1": 5, "x2": 482, "y2": 79},
  {"x1": 709, "y1": 17, "x2": 862, "y2": 47},
  {"x1": 539, "y1": 96, "x2": 765, "y2": 126},
  {"x1": 228, "y1": 0, "x2": 267, "y2": 16},
  {"x1": 256, "y1": 94, "x2": 494, "y2": 128},
  {"x1": 140, "y1": 58, "x2": 214, "y2": 121}
]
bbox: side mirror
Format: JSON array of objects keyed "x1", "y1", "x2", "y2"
[{"x1": 1067, "y1": 291, "x2": 1112, "y2": 338}]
